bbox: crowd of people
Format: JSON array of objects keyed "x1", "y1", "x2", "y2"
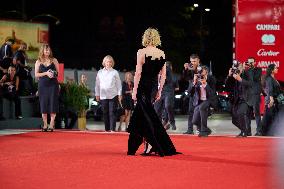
[
  {"x1": 0, "y1": 27, "x2": 283, "y2": 140},
  {"x1": 0, "y1": 39, "x2": 33, "y2": 120}
]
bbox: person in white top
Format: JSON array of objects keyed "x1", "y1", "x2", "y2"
[{"x1": 95, "y1": 55, "x2": 122, "y2": 131}]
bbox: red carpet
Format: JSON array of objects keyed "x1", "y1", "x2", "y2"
[{"x1": 0, "y1": 131, "x2": 282, "y2": 189}]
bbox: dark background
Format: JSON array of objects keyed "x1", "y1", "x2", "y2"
[{"x1": 1, "y1": 0, "x2": 233, "y2": 80}]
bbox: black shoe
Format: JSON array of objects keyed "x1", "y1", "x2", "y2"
[
  {"x1": 127, "y1": 152, "x2": 135, "y2": 156},
  {"x1": 16, "y1": 116, "x2": 23, "y2": 120},
  {"x1": 247, "y1": 132, "x2": 252, "y2": 136},
  {"x1": 41, "y1": 126, "x2": 48, "y2": 132},
  {"x1": 183, "y1": 130, "x2": 194, "y2": 135},
  {"x1": 198, "y1": 133, "x2": 208, "y2": 137},
  {"x1": 236, "y1": 132, "x2": 247, "y2": 137},
  {"x1": 171, "y1": 125, "x2": 177, "y2": 130},
  {"x1": 206, "y1": 128, "x2": 212, "y2": 135}
]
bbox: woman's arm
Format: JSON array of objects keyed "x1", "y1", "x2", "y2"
[
  {"x1": 0, "y1": 74, "x2": 7, "y2": 84},
  {"x1": 53, "y1": 58, "x2": 60, "y2": 73},
  {"x1": 15, "y1": 76, "x2": 19, "y2": 91},
  {"x1": 115, "y1": 71, "x2": 122, "y2": 102},
  {"x1": 132, "y1": 50, "x2": 144, "y2": 101},
  {"x1": 95, "y1": 71, "x2": 100, "y2": 101},
  {"x1": 155, "y1": 52, "x2": 166, "y2": 101}
]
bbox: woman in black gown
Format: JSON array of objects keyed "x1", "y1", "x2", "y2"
[
  {"x1": 127, "y1": 28, "x2": 180, "y2": 156},
  {"x1": 261, "y1": 64, "x2": 283, "y2": 135},
  {"x1": 35, "y1": 44, "x2": 59, "y2": 132}
]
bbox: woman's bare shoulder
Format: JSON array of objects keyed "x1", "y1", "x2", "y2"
[
  {"x1": 35, "y1": 60, "x2": 41, "y2": 66},
  {"x1": 52, "y1": 58, "x2": 59, "y2": 64}
]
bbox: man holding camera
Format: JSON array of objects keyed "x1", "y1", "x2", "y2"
[
  {"x1": 225, "y1": 62, "x2": 252, "y2": 137},
  {"x1": 188, "y1": 66, "x2": 216, "y2": 137},
  {"x1": 244, "y1": 57, "x2": 262, "y2": 136},
  {"x1": 13, "y1": 42, "x2": 34, "y2": 95},
  {"x1": 183, "y1": 54, "x2": 201, "y2": 134}
]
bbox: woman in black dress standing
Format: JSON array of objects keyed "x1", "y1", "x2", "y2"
[
  {"x1": 35, "y1": 44, "x2": 59, "y2": 132},
  {"x1": 118, "y1": 72, "x2": 134, "y2": 131},
  {"x1": 127, "y1": 28, "x2": 180, "y2": 156}
]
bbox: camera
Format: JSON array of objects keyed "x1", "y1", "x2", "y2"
[
  {"x1": 8, "y1": 85, "x2": 15, "y2": 93},
  {"x1": 231, "y1": 60, "x2": 241, "y2": 74},
  {"x1": 184, "y1": 62, "x2": 194, "y2": 70},
  {"x1": 196, "y1": 66, "x2": 205, "y2": 80},
  {"x1": 25, "y1": 66, "x2": 32, "y2": 72}
]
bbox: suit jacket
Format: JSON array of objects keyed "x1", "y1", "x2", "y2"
[
  {"x1": 188, "y1": 75, "x2": 216, "y2": 107},
  {"x1": 244, "y1": 67, "x2": 263, "y2": 106},
  {"x1": 225, "y1": 72, "x2": 252, "y2": 105}
]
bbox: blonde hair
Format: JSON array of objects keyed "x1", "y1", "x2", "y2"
[
  {"x1": 102, "y1": 55, "x2": 115, "y2": 67},
  {"x1": 124, "y1": 72, "x2": 133, "y2": 81},
  {"x1": 142, "y1": 27, "x2": 161, "y2": 47},
  {"x1": 38, "y1": 43, "x2": 54, "y2": 62}
]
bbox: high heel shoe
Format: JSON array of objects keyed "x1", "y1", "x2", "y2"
[
  {"x1": 140, "y1": 142, "x2": 157, "y2": 156},
  {"x1": 48, "y1": 127, "x2": 54, "y2": 132},
  {"x1": 41, "y1": 126, "x2": 48, "y2": 132}
]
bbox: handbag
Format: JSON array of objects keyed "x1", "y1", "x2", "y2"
[
  {"x1": 116, "y1": 103, "x2": 125, "y2": 117},
  {"x1": 276, "y1": 93, "x2": 284, "y2": 105}
]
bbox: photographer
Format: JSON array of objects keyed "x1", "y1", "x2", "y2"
[
  {"x1": 0, "y1": 65, "x2": 22, "y2": 119},
  {"x1": 183, "y1": 54, "x2": 201, "y2": 135},
  {"x1": 189, "y1": 66, "x2": 216, "y2": 137},
  {"x1": 13, "y1": 42, "x2": 34, "y2": 95},
  {"x1": 244, "y1": 57, "x2": 263, "y2": 136},
  {"x1": 0, "y1": 39, "x2": 14, "y2": 79},
  {"x1": 225, "y1": 62, "x2": 252, "y2": 137}
]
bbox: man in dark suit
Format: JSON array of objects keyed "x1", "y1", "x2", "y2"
[
  {"x1": 183, "y1": 54, "x2": 201, "y2": 135},
  {"x1": 154, "y1": 61, "x2": 179, "y2": 130},
  {"x1": 0, "y1": 39, "x2": 14, "y2": 79},
  {"x1": 225, "y1": 63, "x2": 252, "y2": 137},
  {"x1": 244, "y1": 57, "x2": 263, "y2": 136},
  {"x1": 189, "y1": 66, "x2": 216, "y2": 137}
]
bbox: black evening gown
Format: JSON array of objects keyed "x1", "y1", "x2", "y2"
[
  {"x1": 38, "y1": 63, "x2": 59, "y2": 113},
  {"x1": 127, "y1": 56, "x2": 180, "y2": 156}
]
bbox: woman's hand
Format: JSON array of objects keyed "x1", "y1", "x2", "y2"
[
  {"x1": 46, "y1": 70, "x2": 54, "y2": 78},
  {"x1": 132, "y1": 91, "x2": 137, "y2": 101},
  {"x1": 155, "y1": 90, "x2": 162, "y2": 102},
  {"x1": 268, "y1": 96, "x2": 274, "y2": 108}
]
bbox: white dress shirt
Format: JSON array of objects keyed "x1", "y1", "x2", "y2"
[
  {"x1": 200, "y1": 84, "x2": 207, "y2": 101},
  {"x1": 95, "y1": 68, "x2": 122, "y2": 100}
]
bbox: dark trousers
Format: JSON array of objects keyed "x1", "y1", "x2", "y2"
[
  {"x1": 231, "y1": 102, "x2": 249, "y2": 133},
  {"x1": 192, "y1": 100, "x2": 210, "y2": 133},
  {"x1": 55, "y1": 109, "x2": 78, "y2": 129},
  {"x1": 154, "y1": 94, "x2": 175, "y2": 125},
  {"x1": 247, "y1": 95, "x2": 261, "y2": 134},
  {"x1": 3, "y1": 90, "x2": 22, "y2": 117},
  {"x1": 101, "y1": 96, "x2": 118, "y2": 131},
  {"x1": 261, "y1": 105, "x2": 277, "y2": 136},
  {"x1": 187, "y1": 97, "x2": 194, "y2": 132}
]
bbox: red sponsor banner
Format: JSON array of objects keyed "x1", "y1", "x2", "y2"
[
  {"x1": 235, "y1": 0, "x2": 284, "y2": 81},
  {"x1": 58, "y1": 63, "x2": 64, "y2": 83}
]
